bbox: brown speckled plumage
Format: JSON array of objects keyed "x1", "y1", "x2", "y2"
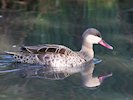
[{"x1": 6, "y1": 44, "x2": 87, "y2": 80}]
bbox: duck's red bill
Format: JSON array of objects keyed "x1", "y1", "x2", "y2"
[{"x1": 99, "y1": 40, "x2": 113, "y2": 50}]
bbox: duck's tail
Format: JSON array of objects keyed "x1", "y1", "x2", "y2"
[
  {"x1": 4, "y1": 51, "x2": 21, "y2": 56},
  {"x1": 0, "y1": 52, "x2": 18, "y2": 67}
]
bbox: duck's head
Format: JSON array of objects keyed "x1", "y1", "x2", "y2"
[
  {"x1": 82, "y1": 28, "x2": 113, "y2": 50},
  {"x1": 84, "y1": 73, "x2": 113, "y2": 89}
]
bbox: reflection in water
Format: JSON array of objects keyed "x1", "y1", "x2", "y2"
[
  {"x1": 0, "y1": 55, "x2": 133, "y2": 100},
  {"x1": 0, "y1": 0, "x2": 133, "y2": 100}
]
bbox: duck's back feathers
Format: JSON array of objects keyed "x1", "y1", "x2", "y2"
[{"x1": 21, "y1": 44, "x2": 73, "y2": 55}]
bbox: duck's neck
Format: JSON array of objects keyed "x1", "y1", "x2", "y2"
[{"x1": 80, "y1": 42, "x2": 94, "y2": 60}]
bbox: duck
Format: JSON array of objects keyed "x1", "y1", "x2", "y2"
[{"x1": 3, "y1": 28, "x2": 113, "y2": 88}]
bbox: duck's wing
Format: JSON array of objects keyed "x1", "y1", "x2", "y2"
[
  {"x1": 5, "y1": 44, "x2": 75, "y2": 64},
  {"x1": 21, "y1": 44, "x2": 72, "y2": 54}
]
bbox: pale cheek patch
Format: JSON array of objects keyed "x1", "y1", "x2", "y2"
[{"x1": 85, "y1": 35, "x2": 102, "y2": 44}]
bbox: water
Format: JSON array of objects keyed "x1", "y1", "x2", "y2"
[{"x1": 0, "y1": 0, "x2": 133, "y2": 100}]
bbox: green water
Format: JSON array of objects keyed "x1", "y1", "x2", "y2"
[{"x1": 0, "y1": 0, "x2": 133, "y2": 100}]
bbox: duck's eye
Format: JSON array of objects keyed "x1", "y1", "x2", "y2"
[{"x1": 96, "y1": 34, "x2": 101, "y2": 37}]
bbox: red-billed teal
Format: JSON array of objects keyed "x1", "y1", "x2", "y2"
[{"x1": 4, "y1": 28, "x2": 113, "y2": 88}]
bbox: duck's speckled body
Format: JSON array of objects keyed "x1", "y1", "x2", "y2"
[{"x1": 6, "y1": 44, "x2": 89, "y2": 80}]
